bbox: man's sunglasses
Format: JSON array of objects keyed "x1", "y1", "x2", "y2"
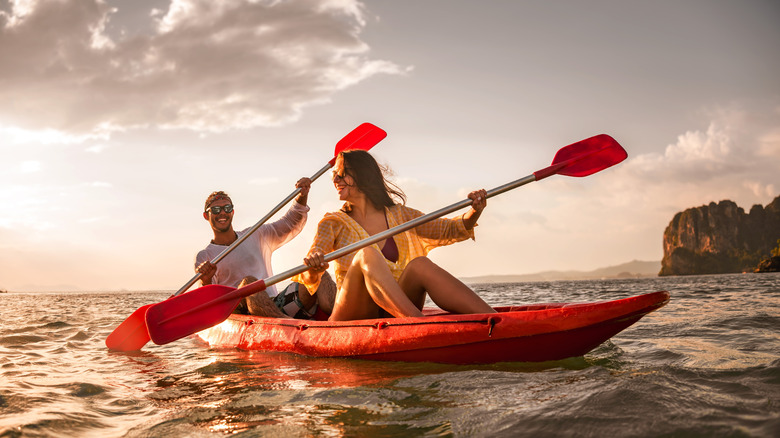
[{"x1": 207, "y1": 204, "x2": 234, "y2": 214}]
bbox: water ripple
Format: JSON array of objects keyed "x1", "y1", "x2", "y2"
[{"x1": 1, "y1": 275, "x2": 778, "y2": 437}]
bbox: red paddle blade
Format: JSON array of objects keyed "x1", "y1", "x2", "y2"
[
  {"x1": 105, "y1": 305, "x2": 152, "y2": 351},
  {"x1": 534, "y1": 134, "x2": 627, "y2": 180},
  {"x1": 330, "y1": 123, "x2": 387, "y2": 165},
  {"x1": 145, "y1": 284, "x2": 244, "y2": 345}
]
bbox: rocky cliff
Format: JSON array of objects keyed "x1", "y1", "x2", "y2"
[{"x1": 659, "y1": 196, "x2": 780, "y2": 276}]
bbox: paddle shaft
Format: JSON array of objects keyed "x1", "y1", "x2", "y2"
[
  {"x1": 164, "y1": 171, "x2": 541, "y2": 320},
  {"x1": 175, "y1": 133, "x2": 606, "y2": 296},
  {"x1": 211, "y1": 144, "x2": 607, "y2": 302},
  {"x1": 148, "y1": 133, "x2": 627, "y2": 333},
  {"x1": 174, "y1": 162, "x2": 332, "y2": 295},
  {"x1": 268, "y1": 174, "x2": 538, "y2": 285}
]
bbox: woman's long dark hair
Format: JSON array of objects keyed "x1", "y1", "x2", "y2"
[{"x1": 341, "y1": 150, "x2": 406, "y2": 210}]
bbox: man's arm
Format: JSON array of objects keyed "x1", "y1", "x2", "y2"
[{"x1": 263, "y1": 178, "x2": 311, "y2": 249}]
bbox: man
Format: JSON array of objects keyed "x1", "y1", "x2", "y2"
[{"x1": 195, "y1": 179, "x2": 335, "y2": 318}]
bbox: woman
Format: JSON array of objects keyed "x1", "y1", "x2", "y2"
[{"x1": 294, "y1": 150, "x2": 496, "y2": 321}]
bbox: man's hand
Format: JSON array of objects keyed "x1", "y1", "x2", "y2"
[
  {"x1": 295, "y1": 177, "x2": 312, "y2": 205},
  {"x1": 196, "y1": 260, "x2": 217, "y2": 285}
]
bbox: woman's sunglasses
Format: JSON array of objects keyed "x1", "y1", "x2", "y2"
[
  {"x1": 332, "y1": 169, "x2": 351, "y2": 181},
  {"x1": 207, "y1": 204, "x2": 234, "y2": 214}
]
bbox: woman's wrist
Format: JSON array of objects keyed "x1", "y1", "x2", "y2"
[{"x1": 463, "y1": 210, "x2": 480, "y2": 230}]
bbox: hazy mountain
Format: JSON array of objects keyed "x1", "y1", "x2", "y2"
[
  {"x1": 460, "y1": 260, "x2": 660, "y2": 284},
  {"x1": 12, "y1": 284, "x2": 82, "y2": 293}
]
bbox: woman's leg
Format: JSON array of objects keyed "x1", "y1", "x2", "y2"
[
  {"x1": 242, "y1": 276, "x2": 290, "y2": 318},
  {"x1": 398, "y1": 257, "x2": 496, "y2": 314},
  {"x1": 313, "y1": 271, "x2": 337, "y2": 315},
  {"x1": 329, "y1": 247, "x2": 425, "y2": 321}
]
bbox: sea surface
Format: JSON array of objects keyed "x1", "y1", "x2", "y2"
[{"x1": 1, "y1": 273, "x2": 779, "y2": 437}]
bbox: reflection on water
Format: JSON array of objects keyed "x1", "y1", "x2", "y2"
[{"x1": 1, "y1": 274, "x2": 779, "y2": 437}]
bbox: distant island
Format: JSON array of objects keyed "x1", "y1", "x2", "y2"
[
  {"x1": 660, "y1": 196, "x2": 780, "y2": 276},
  {"x1": 461, "y1": 260, "x2": 660, "y2": 284}
]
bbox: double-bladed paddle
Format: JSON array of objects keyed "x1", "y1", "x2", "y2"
[
  {"x1": 143, "y1": 134, "x2": 628, "y2": 346},
  {"x1": 105, "y1": 123, "x2": 387, "y2": 351}
]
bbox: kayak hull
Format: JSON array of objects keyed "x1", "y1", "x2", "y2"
[{"x1": 196, "y1": 291, "x2": 670, "y2": 364}]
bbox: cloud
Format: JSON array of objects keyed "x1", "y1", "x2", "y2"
[
  {"x1": 743, "y1": 180, "x2": 777, "y2": 198},
  {"x1": 757, "y1": 124, "x2": 780, "y2": 157},
  {"x1": 0, "y1": 0, "x2": 404, "y2": 136},
  {"x1": 620, "y1": 104, "x2": 780, "y2": 187},
  {"x1": 484, "y1": 102, "x2": 780, "y2": 272},
  {"x1": 85, "y1": 144, "x2": 109, "y2": 153},
  {"x1": 0, "y1": 177, "x2": 114, "y2": 233},
  {"x1": 0, "y1": 126, "x2": 107, "y2": 144},
  {"x1": 20, "y1": 160, "x2": 41, "y2": 173}
]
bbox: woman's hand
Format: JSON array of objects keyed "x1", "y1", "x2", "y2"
[
  {"x1": 468, "y1": 189, "x2": 487, "y2": 213},
  {"x1": 303, "y1": 251, "x2": 329, "y2": 275},
  {"x1": 463, "y1": 189, "x2": 487, "y2": 230},
  {"x1": 299, "y1": 251, "x2": 329, "y2": 294}
]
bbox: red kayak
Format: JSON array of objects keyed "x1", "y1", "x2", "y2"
[{"x1": 196, "y1": 291, "x2": 670, "y2": 364}]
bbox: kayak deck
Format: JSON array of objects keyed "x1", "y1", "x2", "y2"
[{"x1": 196, "y1": 291, "x2": 670, "y2": 364}]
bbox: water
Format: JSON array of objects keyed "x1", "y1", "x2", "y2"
[{"x1": 1, "y1": 273, "x2": 779, "y2": 437}]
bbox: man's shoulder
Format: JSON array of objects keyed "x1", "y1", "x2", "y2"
[{"x1": 236, "y1": 227, "x2": 262, "y2": 242}]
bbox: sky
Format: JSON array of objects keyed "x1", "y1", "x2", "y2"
[{"x1": 1, "y1": 0, "x2": 778, "y2": 292}]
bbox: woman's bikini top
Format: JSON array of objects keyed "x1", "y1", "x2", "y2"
[
  {"x1": 380, "y1": 214, "x2": 399, "y2": 262},
  {"x1": 381, "y1": 236, "x2": 398, "y2": 262}
]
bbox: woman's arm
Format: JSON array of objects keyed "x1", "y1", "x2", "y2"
[{"x1": 403, "y1": 188, "x2": 487, "y2": 245}]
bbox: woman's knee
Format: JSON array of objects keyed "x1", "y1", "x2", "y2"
[
  {"x1": 398, "y1": 257, "x2": 434, "y2": 288},
  {"x1": 405, "y1": 256, "x2": 436, "y2": 275},
  {"x1": 401, "y1": 256, "x2": 458, "y2": 288},
  {"x1": 353, "y1": 247, "x2": 383, "y2": 268}
]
